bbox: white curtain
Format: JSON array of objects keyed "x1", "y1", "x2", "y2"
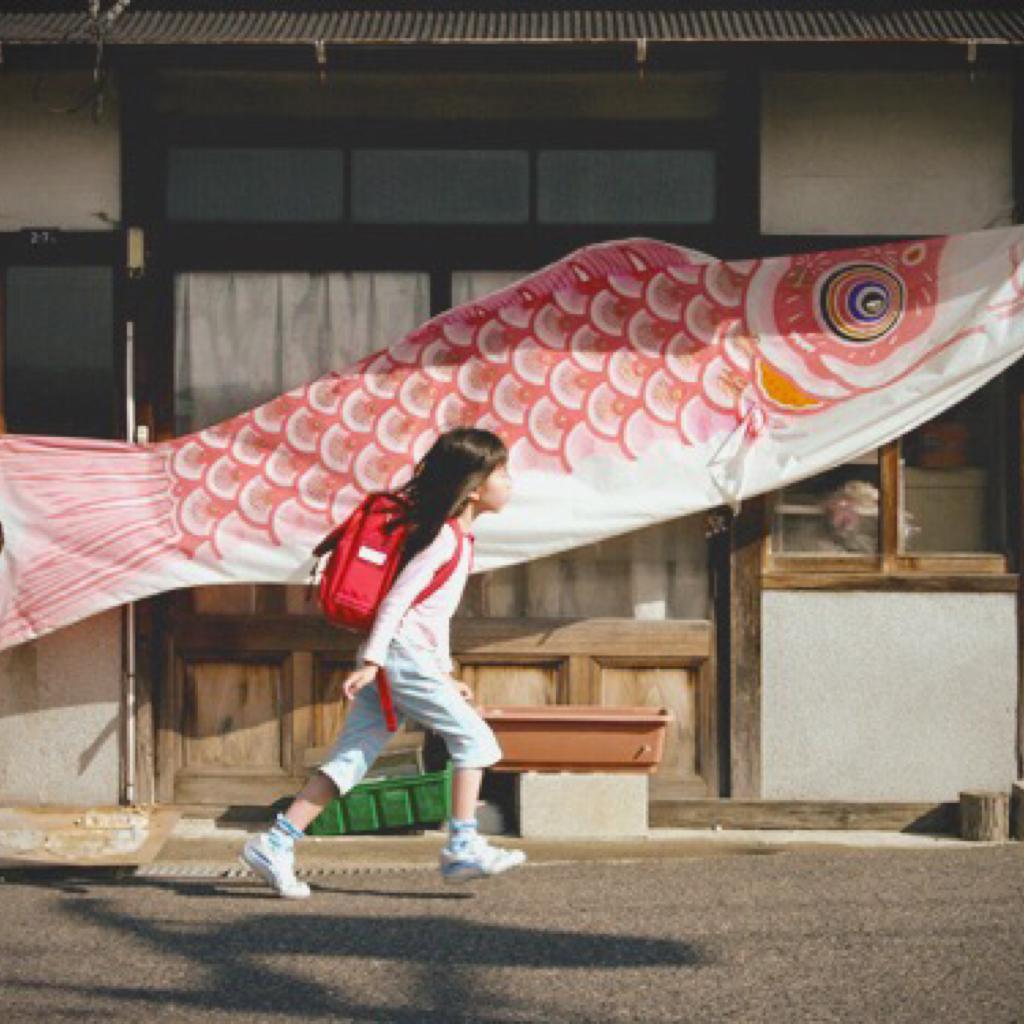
[
  {"x1": 174, "y1": 272, "x2": 431, "y2": 433},
  {"x1": 451, "y1": 272, "x2": 710, "y2": 622}
]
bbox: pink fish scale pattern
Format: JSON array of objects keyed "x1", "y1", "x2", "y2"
[
  {"x1": 160, "y1": 235, "x2": 960, "y2": 564},
  {"x1": 159, "y1": 240, "x2": 767, "y2": 561}
]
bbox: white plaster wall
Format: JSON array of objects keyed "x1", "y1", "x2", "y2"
[
  {"x1": 762, "y1": 592, "x2": 1017, "y2": 801},
  {"x1": 761, "y1": 71, "x2": 1012, "y2": 236},
  {"x1": 0, "y1": 610, "x2": 121, "y2": 805},
  {"x1": 0, "y1": 72, "x2": 120, "y2": 231}
]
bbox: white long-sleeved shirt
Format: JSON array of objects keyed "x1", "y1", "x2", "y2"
[{"x1": 359, "y1": 521, "x2": 473, "y2": 675}]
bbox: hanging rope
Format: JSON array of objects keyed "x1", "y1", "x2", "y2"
[{"x1": 31, "y1": 1, "x2": 131, "y2": 121}]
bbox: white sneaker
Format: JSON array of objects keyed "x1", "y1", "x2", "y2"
[
  {"x1": 241, "y1": 834, "x2": 311, "y2": 899},
  {"x1": 440, "y1": 833, "x2": 527, "y2": 883}
]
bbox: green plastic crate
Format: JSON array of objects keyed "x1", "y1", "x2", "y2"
[{"x1": 306, "y1": 763, "x2": 452, "y2": 836}]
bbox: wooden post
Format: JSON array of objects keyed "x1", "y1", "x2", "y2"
[
  {"x1": 879, "y1": 441, "x2": 901, "y2": 570},
  {"x1": 133, "y1": 611, "x2": 157, "y2": 807},
  {"x1": 1011, "y1": 781, "x2": 1024, "y2": 841},
  {"x1": 729, "y1": 497, "x2": 765, "y2": 799},
  {"x1": 959, "y1": 790, "x2": 1009, "y2": 842},
  {"x1": 1010, "y1": 351, "x2": 1024, "y2": 785},
  {"x1": 1016, "y1": 377, "x2": 1024, "y2": 782}
]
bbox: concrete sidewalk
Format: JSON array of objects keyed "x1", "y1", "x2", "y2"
[{"x1": 150, "y1": 817, "x2": 1004, "y2": 877}]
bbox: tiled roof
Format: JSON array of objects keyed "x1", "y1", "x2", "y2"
[{"x1": 2, "y1": 4, "x2": 1022, "y2": 46}]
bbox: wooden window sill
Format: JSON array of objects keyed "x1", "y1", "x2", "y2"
[{"x1": 763, "y1": 572, "x2": 1019, "y2": 593}]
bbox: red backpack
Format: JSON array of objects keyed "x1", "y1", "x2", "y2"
[{"x1": 311, "y1": 493, "x2": 467, "y2": 731}]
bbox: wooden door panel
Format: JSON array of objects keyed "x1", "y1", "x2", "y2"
[
  {"x1": 307, "y1": 654, "x2": 429, "y2": 769},
  {"x1": 192, "y1": 586, "x2": 260, "y2": 615},
  {"x1": 185, "y1": 584, "x2": 303, "y2": 617},
  {"x1": 182, "y1": 660, "x2": 284, "y2": 770},
  {"x1": 459, "y1": 660, "x2": 565, "y2": 706},
  {"x1": 596, "y1": 663, "x2": 700, "y2": 790},
  {"x1": 314, "y1": 655, "x2": 356, "y2": 748},
  {"x1": 168, "y1": 649, "x2": 301, "y2": 804}
]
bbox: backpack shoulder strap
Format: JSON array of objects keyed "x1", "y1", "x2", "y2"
[
  {"x1": 413, "y1": 519, "x2": 466, "y2": 606},
  {"x1": 312, "y1": 519, "x2": 349, "y2": 559},
  {"x1": 311, "y1": 492, "x2": 396, "y2": 558}
]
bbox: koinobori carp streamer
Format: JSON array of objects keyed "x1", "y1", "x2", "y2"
[{"x1": 3, "y1": 225, "x2": 1024, "y2": 649}]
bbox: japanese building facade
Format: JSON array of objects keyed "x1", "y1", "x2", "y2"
[{"x1": 0, "y1": 2, "x2": 1021, "y2": 830}]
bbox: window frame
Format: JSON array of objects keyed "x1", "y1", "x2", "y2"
[
  {"x1": 161, "y1": 116, "x2": 723, "y2": 232},
  {"x1": 0, "y1": 232, "x2": 122, "y2": 441},
  {"x1": 764, "y1": 407, "x2": 1019, "y2": 586}
]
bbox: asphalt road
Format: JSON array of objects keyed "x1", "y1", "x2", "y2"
[{"x1": 2, "y1": 845, "x2": 1022, "y2": 1023}]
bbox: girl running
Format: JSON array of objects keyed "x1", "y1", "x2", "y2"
[{"x1": 243, "y1": 427, "x2": 526, "y2": 897}]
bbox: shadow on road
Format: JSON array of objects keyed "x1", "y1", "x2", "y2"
[{"x1": 3, "y1": 873, "x2": 701, "y2": 1022}]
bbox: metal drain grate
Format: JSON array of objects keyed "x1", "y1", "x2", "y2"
[{"x1": 135, "y1": 861, "x2": 441, "y2": 880}]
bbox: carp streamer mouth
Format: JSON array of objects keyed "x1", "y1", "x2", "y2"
[
  {"x1": 819, "y1": 262, "x2": 905, "y2": 344},
  {"x1": 756, "y1": 359, "x2": 822, "y2": 411}
]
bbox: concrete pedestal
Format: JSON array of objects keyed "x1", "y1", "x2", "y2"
[{"x1": 516, "y1": 772, "x2": 649, "y2": 838}]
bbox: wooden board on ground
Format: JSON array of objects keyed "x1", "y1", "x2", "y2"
[{"x1": 0, "y1": 806, "x2": 181, "y2": 867}]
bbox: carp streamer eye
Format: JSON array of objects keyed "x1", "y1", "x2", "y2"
[{"x1": 819, "y1": 263, "x2": 904, "y2": 343}]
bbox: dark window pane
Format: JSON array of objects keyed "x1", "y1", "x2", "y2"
[
  {"x1": 4, "y1": 266, "x2": 115, "y2": 438},
  {"x1": 352, "y1": 150, "x2": 528, "y2": 224},
  {"x1": 538, "y1": 149, "x2": 715, "y2": 224},
  {"x1": 167, "y1": 148, "x2": 345, "y2": 222},
  {"x1": 901, "y1": 381, "x2": 1006, "y2": 553}
]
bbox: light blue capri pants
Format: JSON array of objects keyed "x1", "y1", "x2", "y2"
[{"x1": 318, "y1": 638, "x2": 503, "y2": 795}]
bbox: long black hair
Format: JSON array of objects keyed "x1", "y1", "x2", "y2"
[{"x1": 388, "y1": 427, "x2": 508, "y2": 572}]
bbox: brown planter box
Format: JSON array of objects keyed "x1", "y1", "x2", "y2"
[{"x1": 481, "y1": 705, "x2": 673, "y2": 774}]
